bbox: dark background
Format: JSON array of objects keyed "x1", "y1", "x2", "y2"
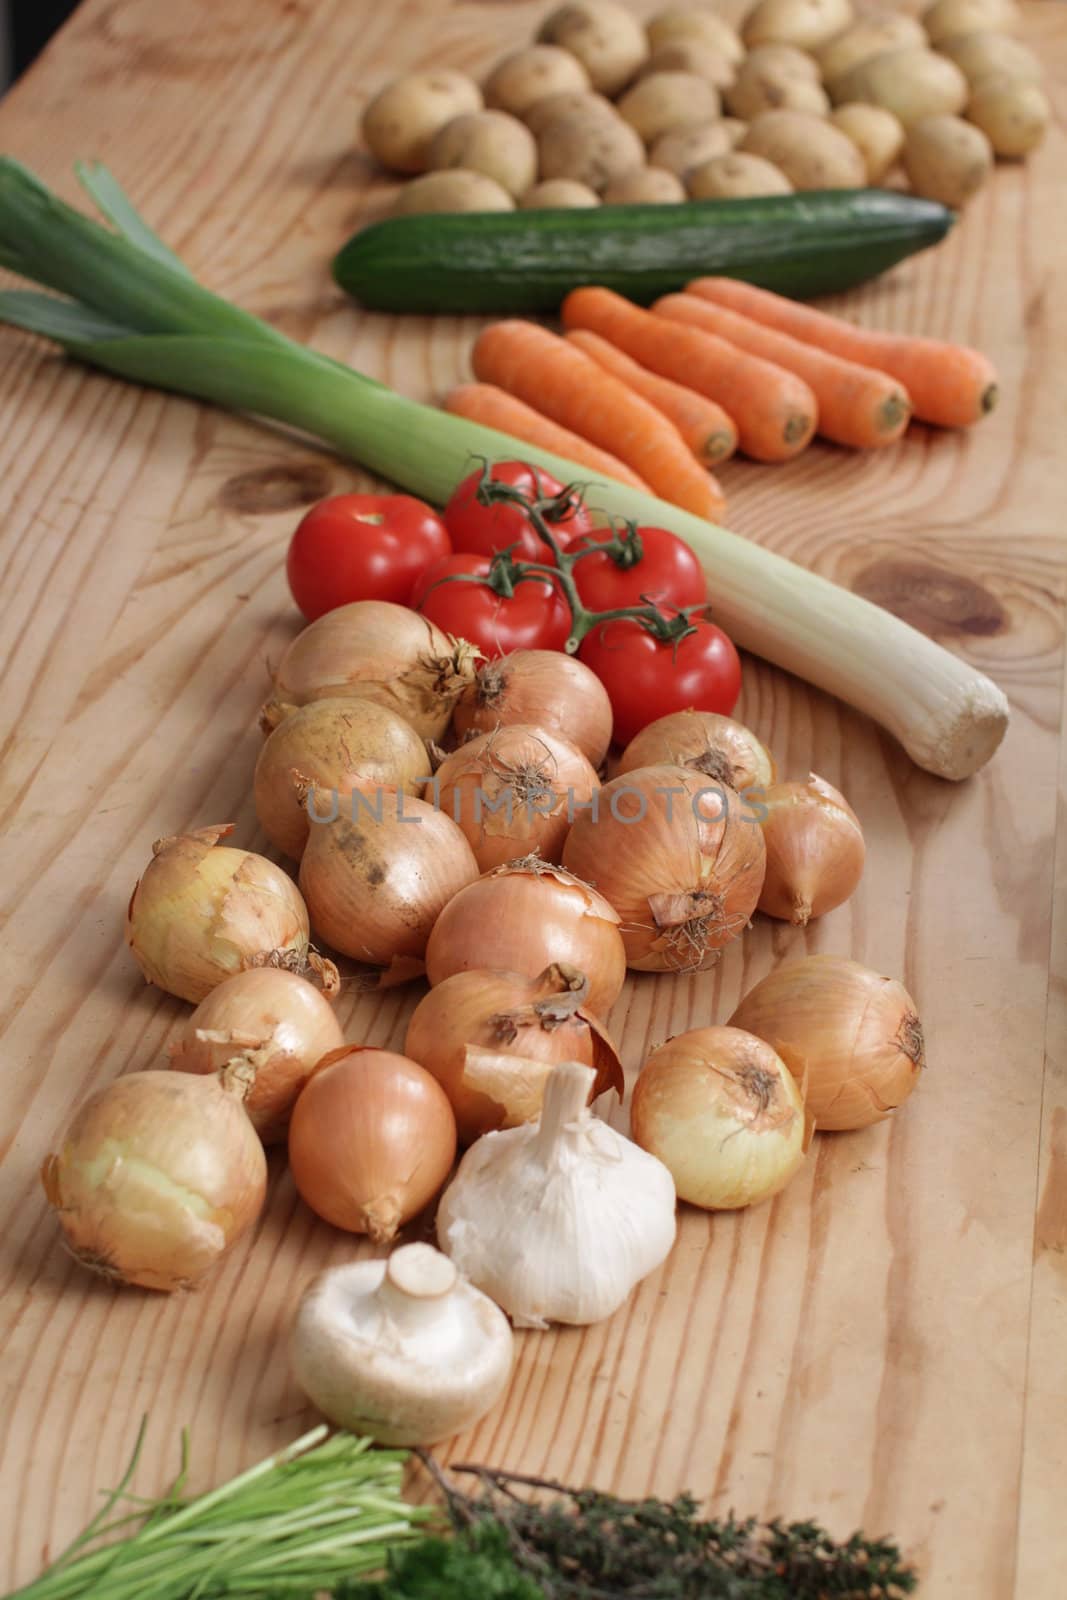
[{"x1": 10, "y1": 0, "x2": 79, "y2": 80}]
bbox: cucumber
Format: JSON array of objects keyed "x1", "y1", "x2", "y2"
[{"x1": 332, "y1": 190, "x2": 955, "y2": 315}]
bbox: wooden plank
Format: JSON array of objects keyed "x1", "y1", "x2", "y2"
[{"x1": 0, "y1": 0, "x2": 1064, "y2": 1594}]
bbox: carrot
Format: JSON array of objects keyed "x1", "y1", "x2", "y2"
[
  {"x1": 443, "y1": 383, "x2": 651, "y2": 492},
  {"x1": 652, "y1": 294, "x2": 911, "y2": 451},
  {"x1": 471, "y1": 320, "x2": 727, "y2": 520},
  {"x1": 685, "y1": 277, "x2": 998, "y2": 429},
  {"x1": 565, "y1": 328, "x2": 738, "y2": 466},
  {"x1": 561, "y1": 286, "x2": 816, "y2": 463}
]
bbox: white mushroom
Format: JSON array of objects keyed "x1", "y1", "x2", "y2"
[{"x1": 291, "y1": 1242, "x2": 514, "y2": 1445}]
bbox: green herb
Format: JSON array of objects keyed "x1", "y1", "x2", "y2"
[
  {"x1": 415, "y1": 1459, "x2": 918, "y2": 1600},
  {"x1": 344, "y1": 1523, "x2": 545, "y2": 1600},
  {"x1": 4, "y1": 1422, "x2": 428, "y2": 1600}
]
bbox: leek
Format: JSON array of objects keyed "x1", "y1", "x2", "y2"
[{"x1": 0, "y1": 157, "x2": 1007, "y2": 779}]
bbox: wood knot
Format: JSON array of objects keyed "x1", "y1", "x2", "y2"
[
  {"x1": 218, "y1": 462, "x2": 334, "y2": 514},
  {"x1": 851, "y1": 559, "x2": 1007, "y2": 640}
]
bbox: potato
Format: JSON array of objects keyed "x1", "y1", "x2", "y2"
[
  {"x1": 538, "y1": 106, "x2": 648, "y2": 189},
  {"x1": 967, "y1": 75, "x2": 1050, "y2": 157},
  {"x1": 617, "y1": 71, "x2": 722, "y2": 143},
  {"x1": 646, "y1": 7, "x2": 745, "y2": 64},
  {"x1": 602, "y1": 166, "x2": 688, "y2": 203},
  {"x1": 640, "y1": 40, "x2": 739, "y2": 91},
  {"x1": 830, "y1": 102, "x2": 905, "y2": 181},
  {"x1": 390, "y1": 170, "x2": 516, "y2": 215},
  {"x1": 520, "y1": 178, "x2": 602, "y2": 207},
  {"x1": 743, "y1": 0, "x2": 855, "y2": 52},
  {"x1": 938, "y1": 31, "x2": 1042, "y2": 87},
  {"x1": 538, "y1": 1, "x2": 650, "y2": 95},
  {"x1": 688, "y1": 150, "x2": 794, "y2": 196},
  {"x1": 903, "y1": 113, "x2": 993, "y2": 206},
  {"x1": 741, "y1": 108, "x2": 866, "y2": 187},
  {"x1": 484, "y1": 45, "x2": 591, "y2": 116},
  {"x1": 726, "y1": 53, "x2": 831, "y2": 118},
  {"x1": 429, "y1": 111, "x2": 538, "y2": 197},
  {"x1": 817, "y1": 13, "x2": 928, "y2": 84},
  {"x1": 362, "y1": 70, "x2": 483, "y2": 174},
  {"x1": 743, "y1": 42, "x2": 823, "y2": 81},
  {"x1": 831, "y1": 48, "x2": 968, "y2": 124},
  {"x1": 922, "y1": 0, "x2": 1020, "y2": 47},
  {"x1": 524, "y1": 90, "x2": 618, "y2": 135},
  {"x1": 650, "y1": 120, "x2": 746, "y2": 177}
]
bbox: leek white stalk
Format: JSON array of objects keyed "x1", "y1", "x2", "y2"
[{"x1": 0, "y1": 157, "x2": 1008, "y2": 780}]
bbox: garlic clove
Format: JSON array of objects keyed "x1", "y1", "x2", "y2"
[{"x1": 291, "y1": 1242, "x2": 513, "y2": 1446}]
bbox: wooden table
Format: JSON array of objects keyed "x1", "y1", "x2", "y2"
[{"x1": 0, "y1": 0, "x2": 1064, "y2": 1593}]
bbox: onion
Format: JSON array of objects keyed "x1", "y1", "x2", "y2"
[
  {"x1": 630, "y1": 1026, "x2": 809, "y2": 1210},
  {"x1": 298, "y1": 785, "x2": 478, "y2": 973},
  {"x1": 167, "y1": 968, "x2": 345, "y2": 1143},
  {"x1": 424, "y1": 858, "x2": 626, "y2": 1017},
  {"x1": 757, "y1": 774, "x2": 865, "y2": 926},
  {"x1": 254, "y1": 697, "x2": 429, "y2": 860},
  {"x1": 40, "y1": 1069, "x2": 267, "y2": 1291},
  {"x1": 562, "y1": 765, "x2": 766, "y2": 972},
  {"x1": 125, "y1": 824, "x2": 312, "y2": 1004},
  {"x1": 453, "y1": 649, "x2": 614, "y2": 767},
  {"x1": 433, "y1": 725, "x2": 598, "y2": 872},
  {"x1": 261, "y1": 600, "x2": 480, "y2": 741},
  {"x1": 617, "y1": 710, "x2": 776, "y2": 793},
  {"x1": 405, "y1": 962, "x2": 624, "y2": 1145},
  {"x1": 730, "y1": 955, "x2": 925, "y2": 1132},
  {"x1": 288, "y1": 1047, "x2": 457, "y2": 1241}
]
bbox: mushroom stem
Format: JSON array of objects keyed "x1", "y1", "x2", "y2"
[{"x1": 377, "y1": 1243, "x2": 458, "y2": 1332}]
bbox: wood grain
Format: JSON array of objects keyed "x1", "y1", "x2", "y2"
[{"x1": 0, "y1": 1, "x2": 1064, "y2": 1595}]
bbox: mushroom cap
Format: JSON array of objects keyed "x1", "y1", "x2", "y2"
[{"x1": 291, "y1": 1243, "x2": 514, "y2": 1445}]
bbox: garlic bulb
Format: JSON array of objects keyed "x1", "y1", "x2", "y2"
[
  {"x1": 291, "y1": 1243, "x2": 513, "y2": 1446},
  {"x1": 437, "y1": 1061, "x2": 677, "y2": 1328}
]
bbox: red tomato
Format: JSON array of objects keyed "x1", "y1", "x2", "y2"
[
  {"x1": 412, "y1": 553, "x2": 572, "y2": 658},
  {"x1": 444, "y1": 461, "x2": 597, "y2": 564},
  {"x1": 578, "y1": 615, "x2": 742, "y2": 746},
  {"x1": 286, "y1": 493, "x2": 450, "y2": 621},
  {"x1": 572, "y1": 525, "x2": 708, "y2": 613}
]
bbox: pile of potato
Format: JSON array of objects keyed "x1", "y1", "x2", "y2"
[{"x1": 360, "y1": 0, "x2": 1050, "y2": 214}]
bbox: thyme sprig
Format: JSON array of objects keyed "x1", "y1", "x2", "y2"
[{"x1": 417, "y1": 1457, "x2": 918, "y2": 1600}]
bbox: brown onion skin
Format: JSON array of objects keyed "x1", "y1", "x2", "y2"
[
  {"x1": 404, "y1": 965, "x2": 623, "y2": 1145},
  {"x1": 631, "y1": 1026, "x2": 807, "y2": 1210},
  {"x1": 757, "y1": 774, "x2": 864, "y2": 926},
  {"x1": 41, "y1": 1071, "x2": 267, "y2": 1292},
  {"x1": 433, "y1": 724, "x2": 598, "y2": 871},
  {"x1": 254, "y1": 698, "x2": 429, "y2": 860},
  {"x1": 167, "y1": 969, "x2": 345, "y2": 1143},
  {"x1": 562, "y1": 765, "x2": 766, "y2": 971},
  {"x1": 288, "y1": 1048, "x2": 457, "y2": 1240},
  {"x1": 617, "y1": 710, "x2": 776, "y2": 794},
  {"x1": 263, "y1": 600, "x2": 479, "y2": 741},
  {"x1": 453, "y1": 650, "x2": 614, "y2": 767},
  {"x1": 298, "y1": 789, "x2": 479, "y2": 967},
  {"x1": 729, "y1": 955, "x2": 924, "y2": 1132},
  {"x1": 424, "y1": 862, "x2": 627, "y2": 1017},
  {"x1": 125, "y1": 824, "x2": 310, "y2": 1005}
]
